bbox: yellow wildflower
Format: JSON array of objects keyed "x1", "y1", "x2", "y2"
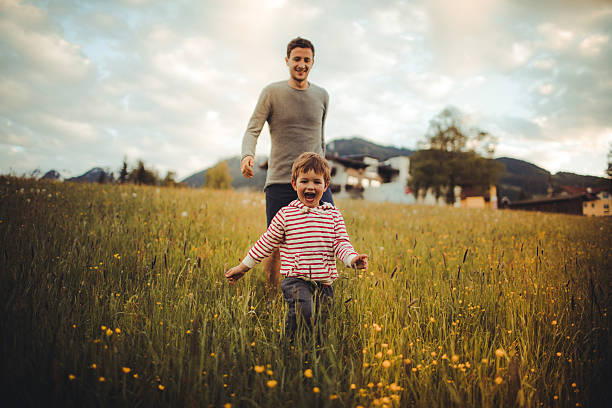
[
  {"x1": 382, "y1": 360, "x2": 391, "y2": 368},
  {"x1": 304, "y1": 369, "x2": 313, "y2": 378},
  {"x1": 494, "y1": 376, "x2": 503, "y2": 385},
  {"x1": 254, "y1": 365, "x2": 265, "y2": 373},
  {"x1": 495, "y1": 348, "x2": 505, "y2": 358},
  {"x1": 158, "y1": 384, "x2": 165, "y2": 390},
  {"x1": 266, "y1": 380, "x2": 277, "y2": 388},
  {"x1": 68, "y1": 374, "x2": 76, "y2": 380},
  {"x1": 313, "y1": 386, "x2": 320, "y2": 393},
  {"x1": 122, "y1": 367, "x2": 131, "y2": 374},
  {"x1": 98, "y1": 376, "x2": 105, "y2": 382}
]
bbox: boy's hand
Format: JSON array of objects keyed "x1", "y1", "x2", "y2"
[
  {"x1": 351, "y1": 254, "x2": 369, "y2": 271},
  {"x1": 241, "y1": 156, "x2": 255, "y2": 179},
  {"x1": 225, "y1": 263, "x2": 250, "y2": 284}
]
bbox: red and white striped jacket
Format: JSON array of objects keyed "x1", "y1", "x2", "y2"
[{"x1": 242, "y1": 200, "x2": 358, "y2": 285}]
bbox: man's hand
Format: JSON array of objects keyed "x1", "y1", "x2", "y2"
[
  {"x1": 241, "y1": 156, "x2": 255, "y2": 179},
  {"x1": 351, "y1": 254, "x2": 369, "y2": 271},
  {"x1": 225, "y1": 263, "x2": 250, "y2": 284}
]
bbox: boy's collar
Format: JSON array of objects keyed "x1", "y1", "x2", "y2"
[{"x1": 289, "y1": 199, "x2": 334, "y2": 213}]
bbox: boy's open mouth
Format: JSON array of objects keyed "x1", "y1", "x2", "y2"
[{"x1": 304, "y1": 192, "x2": 316, "y2": 201}]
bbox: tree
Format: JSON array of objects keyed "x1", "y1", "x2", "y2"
[
  {"x1": 97, "y1": 170, "x2": 107, "y2": 184},
  {"x1": 162, "y1": 171, "x2": 179, "y2": 187},
  {"x1": 607, "y1": 144, "x2": 611, "y2": 179},
  {"x1": 118, "y1": 158, "x2": 128, "y2": 184},
  {"x1": 128, "y1": 160, "x2": 158, "y2": 185},
  {"x1": 205, "y1": 161, "x2": 233, "y2": 189},
  {"x1": 409, "y1": 106, "x2": 505, "y2": 204}
]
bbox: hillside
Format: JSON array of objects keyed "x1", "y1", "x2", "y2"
[
  {"x1": 327, "y1": 137, "x2": 414, "y2": 160},
  {"x1": 182, "y1": 156, "x2": 268, "y2": 190},
  {"x1": 65, "y1": 167, "x2": 112, "y2": 183},
  {"x1": 495, "y1": 157, "x2": 610, "y2": 201}
]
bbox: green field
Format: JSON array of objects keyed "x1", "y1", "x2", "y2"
[{"x1": 1, "y1": 177, "x2": 610, "y2": 407}]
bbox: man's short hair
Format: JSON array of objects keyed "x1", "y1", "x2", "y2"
[
  {"x1": 287, "y1": 37, "x2": 315, "y2": 58},
  {"x1": 291, "y1": 152, "x2": 331, "y2": 184}
]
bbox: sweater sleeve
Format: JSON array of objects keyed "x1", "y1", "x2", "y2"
[
  {"x1": 242, "y1": 209, "x2": 286, "y2": 268},
  {"x1": 333, "y1": 210, "x2": 358, "y2": 267},
  {"x1": 241, "y1": 87, "x2": 271, "y2": 160},
  {"x1": 321, "y1": 90, "x2": 329, "y2": 154}
]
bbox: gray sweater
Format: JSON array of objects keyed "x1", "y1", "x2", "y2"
[{"x1": 241, "y1": 80, "x2": 329, "y2": 188}]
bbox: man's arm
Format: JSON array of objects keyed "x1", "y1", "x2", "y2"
[
  {"x1": 241, "y1": 87, "x2": 271, "y2": 178},
  {"x1": 321, "y1": 90, "x2": 329, "y2": 154}
]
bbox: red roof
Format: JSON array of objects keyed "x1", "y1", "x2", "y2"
[{"x1": 560, "y1": 186, "x2": 605, "y2": 195}]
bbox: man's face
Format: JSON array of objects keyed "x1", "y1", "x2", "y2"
[
  {"x1": 291, "y1": 169, "x2": 328, "y2": 208},
  {"x1": 285, "y1": 47, "x2": 314, "y2": 84}
]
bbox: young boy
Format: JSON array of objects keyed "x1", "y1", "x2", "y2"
[{"x1": 225, "y1": 152, "x2": 368, "y2": 338}]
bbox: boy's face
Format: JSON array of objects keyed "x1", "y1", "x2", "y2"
[
  {"x1": 291, "y1": 169, "x2": 328, "y2": 208},
  {"x1": 285, "y1": 47, "x2": 314, "y2": 84}
]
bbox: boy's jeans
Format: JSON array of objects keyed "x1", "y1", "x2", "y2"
[{"x1": 280, "y1": 277, "x2": 334, "y2": 341}]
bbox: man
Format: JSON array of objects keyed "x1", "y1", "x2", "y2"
[{"x1": 240, "y1": 37, "x2": 334, "y2": 289}]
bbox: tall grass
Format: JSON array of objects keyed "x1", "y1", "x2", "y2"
[{"x1": 0, "y1": 176, "x2": 609, "y2": 407}]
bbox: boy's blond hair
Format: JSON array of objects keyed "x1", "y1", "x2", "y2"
[{"x1": 291, "y1": 152, "x2": 331, "y2": 185}]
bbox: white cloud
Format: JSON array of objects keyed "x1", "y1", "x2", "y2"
[
  {"x1": 537, "y1": 22, "x2": 575, "y2": 50},
  {"x1": 510, "y1": 42, "x2": 533, "y2": 66},
  {"x1": 579, "y1": 34, "x2": 609, "y2": 56},
  {"x1": 532, "y1": 58, "x2": 555, "y2": 70},
  {"x1": 37, "y1": 114, "x2": 99, "y2": 142},
  {"x1": 0, "y1": 78, "x2": 31, "y2": 110},
  {"x1": 405, "y1": 72, "x2": 455, "y2": 100},
  {"x1": 538, "y1": 84, "x2": 555, "y2": 96},
  {"x1": 0, "y1": 20, "x2": 93, "y2": 83}
]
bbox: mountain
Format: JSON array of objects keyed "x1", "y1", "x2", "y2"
[
  {"x1": 182, "y1": 156, "x2": 268, "y2": 190},
  {"x1": 495, "y1": 157, "x2": 551, "y2": 201},
  {"x1": 326, "y1": 137, "x2": 414, "y2": 160},
  {"x1": 494, "y1": 157, "x2": 610, "y2": 201},
  {"x1": 66, "y1": 167, "x2": 112, "y2": 183},
  {"x1": 41, "y1": 170, "x2": 61, "y2": 180}
]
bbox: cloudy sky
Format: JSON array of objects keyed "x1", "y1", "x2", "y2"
[{"x1": 1, "y1": 0, "x2": 611, "y2": 179}]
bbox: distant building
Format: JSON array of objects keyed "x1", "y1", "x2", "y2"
[
  {"x1": 506, "y1": 186, "x2": 609, "y2": 216},
  {"x1": 327, "y1": 154, "x2": 415, "y2": 204},
  {"x1": 459, "y1": 185, "x2": 498, "y2": 209},
  {"x1": 580, "y1": 188, "x2": 611, "y2": 216}
]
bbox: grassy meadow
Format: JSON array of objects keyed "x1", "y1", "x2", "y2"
[{"x1": 0, "y1": 176, "x2": 610, "y2": 407}]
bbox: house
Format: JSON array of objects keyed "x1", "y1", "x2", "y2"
[
  {"x1": 504, "y1": 186, "x2": 610, "y2": 216},
  {"x1": 578, "y1": 188, "x2": 611, "y2": 216},
  {"x1": 327, "y1": 154, "x2": 415, "y2": 204},
  {"x1": 459, "y1": 185, "x2": 498, "y2": 209}
]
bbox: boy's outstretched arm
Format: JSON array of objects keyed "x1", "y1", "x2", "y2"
[
  {"x1": 350, "y1": 254, "x2": 369, "y2": 271},
  {"x1": 225, "y1": 263, "x2": 250, "y2": 284}
]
